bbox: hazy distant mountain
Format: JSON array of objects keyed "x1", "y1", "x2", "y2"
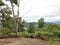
[
  {"x1": 50, "y1": 21, "x2": 60, "y2": 24},
  {"x1": 26, "y1": 21, "x2": 60, "y2": 27}
]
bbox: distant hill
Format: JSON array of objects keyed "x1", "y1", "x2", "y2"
[
  {"x1": 25, "y1": 21, "x2": 60, "y2": 27},
  {"x1": 52, "y1": 21, "x2": 60, "y2": 24},
  {"x1": 25, "y1": 22, "x2": 38, "y2": 27}
]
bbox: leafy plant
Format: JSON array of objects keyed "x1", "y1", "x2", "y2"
[
  {"x1": 1, "y1": 27, "x2": 11, "y2": 36},
  {"x1": 18, "y1": 32, "x2": 32, "y2": 38},
  {"x1": 28, "y1": 23, "x2": 35, "y2": 33}
]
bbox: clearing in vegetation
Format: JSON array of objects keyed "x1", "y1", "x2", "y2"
[{"x1": 0, "y1": 38, "x2": 58, "y2": 45}]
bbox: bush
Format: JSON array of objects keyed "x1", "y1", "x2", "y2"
[
  {"x1": 53, "y1": 31, "x2": 60, "y2": 38},
  {"x1": 44, "y1": 32, "x2": 54, "y2": 37},
  {"x1": 34, "y1": 31, "x2": 48, "y2": 40},
  {"x1": 9, "y1": 33, "x2": 16, "y2": 37},
  {"x1": 34, "y1": 31, "x2": 41, "y2": 38},
  {"x1": 1, "y1": 27, "x2": 11, "y2": 37},
  {"x1": 47, "y1": 36, "x2": 60, "y2": 41},
  {"x1": 18, "y1": 32, "x2": 32, "y2": 38},
  {"x1": 34, "y1": 30, "x2": 55, "y2": 40},
  {"x1": 28, "y1": 23, "x2": 35, "y2": 33}
]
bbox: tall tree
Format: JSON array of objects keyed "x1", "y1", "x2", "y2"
[
  {"x1": 0, "y1": 0, "x2": 14, "y2": 36},
  {"x1": 38, "y1": 18, "x2": 45, "y2": 28},
  {"x1": 6, "y1": 0, "x2": 20, "y2": 37}
]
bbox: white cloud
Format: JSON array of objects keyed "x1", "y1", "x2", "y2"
[
  {"x1": 4, "y1": 0, "x2": 60, "y2": 22},
  {"x1": 45, "y1": 16, "x2": 60, "y2": 22},
  {"x1": 23, "y1": 0, "x2": 60, "y2": 22}
]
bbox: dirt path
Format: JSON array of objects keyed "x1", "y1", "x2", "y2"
[{"x1": 0, "y1": 38, "x2": 56, "y2": 45}]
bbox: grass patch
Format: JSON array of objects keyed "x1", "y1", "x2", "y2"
[{"x1": 47, "y1": 37, "x2": 60, "y2": 44}]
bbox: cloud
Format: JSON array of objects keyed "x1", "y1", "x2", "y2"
[{"x1": 4, "y1": 0, "x2": 60, "y2": 22}]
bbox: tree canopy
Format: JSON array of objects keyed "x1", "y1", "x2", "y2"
[{"x1": 38, "y1": 18, "x2": 45, "y2": 28}]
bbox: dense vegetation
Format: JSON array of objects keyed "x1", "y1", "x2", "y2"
[{"x1": 0, "y1": 0, "x2": 60, "y2": 44}]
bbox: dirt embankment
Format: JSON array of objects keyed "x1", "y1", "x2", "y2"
[{"x1": 0, "y1": 38, "x2": 56, "y2": 45}]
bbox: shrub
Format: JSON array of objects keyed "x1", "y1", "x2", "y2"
[
  {"x1": 1, "y1": 27, "x2": 11, "y2": 37},
  {"x1": 0, "y1": 32, "x2": 3, "y2": 36},
  {"x1": 34, "y1": 31, "x2": 48, "y2": 40},
  {"x1": 53, "y1": 31, "x2": 60, "y2": 38},
  {"x1": 34, "y1": 31, "x2": 41, "y2": 38},
  {"x1": 44, "y1": 32, "x2": 54, "y2": 37},
  {"x1": 28, "y1": 23, "x2": 35, "y2": 33},
  {"x1": 9, "y1": 33, "x2": 16, "y2": 37},
  {"x1": 34, "y1": 30, "x2": 55, "y2": 40},
  {"x1": 18, "y1": 32, "x2": 32, "y2": 38}
]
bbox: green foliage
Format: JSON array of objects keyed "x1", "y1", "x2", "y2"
[
  {"x1": 1, "y1": 27, "x2": 11, "y2": 36},
  {"x1": 18, "y1": 32, "x2": 32, "y2": 38},
  {"x1": 45, "y1": 24, "x2": 60, "y2": 31},
  {"x1": 0, "y1": 5, "x2": 15, "y2": 32},
  {"x1": 5, "y1": 16, "x2": 15, "y2": 32},
  {"x1": 18, "y1": 20, "x2": 26, "y2": 32},
  {"x1": 38, "y1": 18, "x2": 45, "y2": 28},
  {"x1": 0, "y1": 5, "x2": 12, "y2": 29},
  {"x1": 1, "y1": 15, "x2": 15, "y2": 32},
  {"x1": 34, "y1": 31, "x2": 41, "y2": 37},
  {"x1": 53, "y1": 31, "x2": 60, "y2": 38},
  {"x1": 34, "y1": 31, "x2": 55, "y2": 40},
  {"x1": 10, "y1": 33, "x2": 16, "y2": 37},
  {"x1": 28, "y1": 23, "x2": 35, "y2": 33},
  {"x1": 0, "y1": 0, "x2": 15, "y2": 37},
  {"x1": 0, "y1": 0, "x2": 5, "y2": 6},
  {"x1": 44, "y1": 24, "x2": 60, "y2": 38}
]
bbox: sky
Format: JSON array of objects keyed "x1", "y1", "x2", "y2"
[{"x1": 4, "y1": 0, "x2": 60, "y2": 22}]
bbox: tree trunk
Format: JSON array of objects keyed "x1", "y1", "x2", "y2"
[
  {"x1": 15, "y1": 0, "x2": 20, "y2": 37},
  {"x1": 10, "y1": 0, "x2": 16, "y2": 24},
  {"x1": 15, "y1": 19, "x2": 18, "y2": 37},
  {"x1": 10, "y1": 0, "x2": 17, "y2": 37},
  {"x1": 10, "y1": 0, "x2": 20, "y2": 37}
]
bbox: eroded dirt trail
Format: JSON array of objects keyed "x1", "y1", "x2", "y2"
[{"x1": 0, "y1": 38, "x2": 56, "y2": 45}]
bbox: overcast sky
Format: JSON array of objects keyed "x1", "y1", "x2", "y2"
[{"x1": 4, "y1": 0, "x2": 60, "y2": 22}]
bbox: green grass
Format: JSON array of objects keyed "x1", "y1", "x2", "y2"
[
  {"x1": 47, "y1": 40, "x2": 60, "y2": 45},
  {"x1": 47, "y1": 37, "x2": 60, "y2": 45}
]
